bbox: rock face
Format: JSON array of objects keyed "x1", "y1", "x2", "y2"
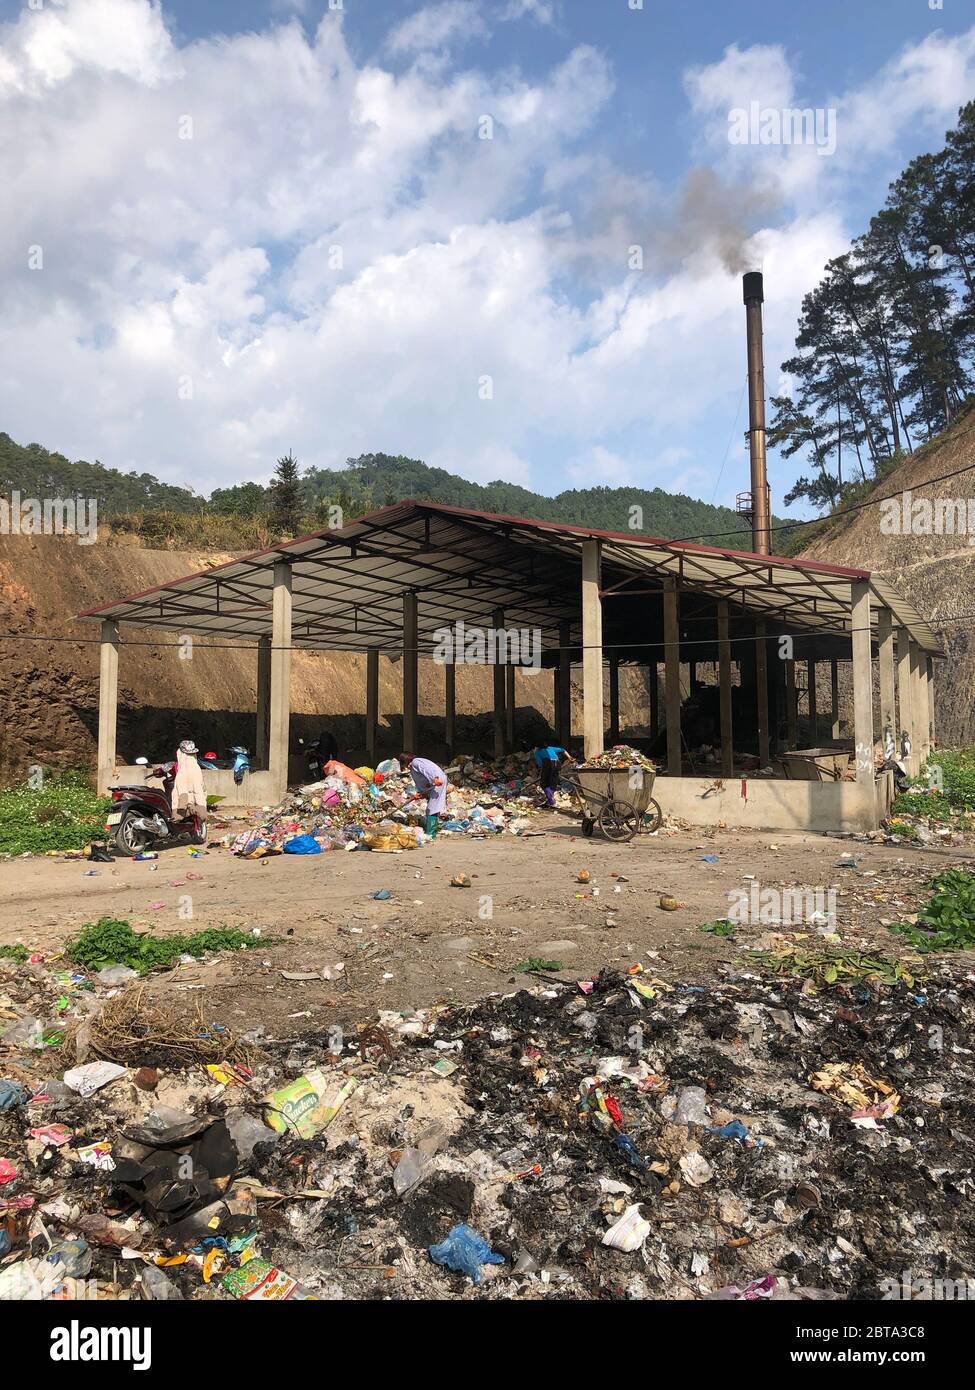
[
  {"x1": 797, "y1": 404, "x2": 975, "y2": 749},
  {"x1": 0, "y1": 531, "x2": 653, "y2": 782}
]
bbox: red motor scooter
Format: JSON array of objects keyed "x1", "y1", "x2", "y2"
[{"x1": 105, "y1": 758, "x2": 208, "y2": 856}]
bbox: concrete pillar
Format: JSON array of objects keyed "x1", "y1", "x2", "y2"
[
  {"x1": 806, "y1": 658, "x2": 817, "y2": 745},
  {"x1": 911, "y1": 642, "x2": 926, "y2": 766},
  {"x1": 717, "y1": 601, "x2": 733, "y2": 778},
  {"x1": 851, "y1": 580, "x2": 874, "y2": 788},
  {"x1": 256, "y1": 634, "x2": 271, "y2": 768},
  {"x1": 444, "y1": 661, "x2": 455, "y2": 755},
  {"x1": 663, "y1": 577, "x2": 681, "y2": 776},
  {"x1": 926, "y1": 656, "x2": 936, "y2": 750},
  {"x1": 403, "y1": 592, "x2": 418, "y2": 753},
  {"x1": 582, "y1": 541, "x2": 604, "y2": 760},
  {"x1": 919, "y1": 660, "x2": 930, "y2": 762},
  {"x1": 557, "y1": 621, "x2": 571, "y2": 747},
  {"x1": 492, "y1": 606, "x2": 505, "y2": 760},
  {"x1": 269, "y1": 560, "x2": 292, "y2": 797},
  {"x1": 96, "y1": 619, "x2": 120, "y2": 795},
  {"x1": 755, "y1": 620, "x2": 770, "y2": 767},
  {"x1": 505, "y1": 664, "x2": 516, "y2": 752},
  {"x1": 877, "y1": 607, "x2": 896, "y2": 754},
  {"x1": 785, "y1": 659, "x2": 797, "y2": 749},
  {"x1": 830, "y1": 658, "x2": 840, "y2": 739},
  {"x1": 608, "y1": 652, "x2": 620, "y2": 744},
  {"x1": 895, "y1": 627, "x2": 915, "y2": 773},
  {"x1": 366, "y1": 648, "x2": 380, "y2": 764}
]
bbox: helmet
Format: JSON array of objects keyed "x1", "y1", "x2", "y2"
[
  {"x1": 203, "y1": 752, "x2": 217, "y2": 760},
  {"x1": 179, "y1": 739, "x2": 198, "y2": 755}
]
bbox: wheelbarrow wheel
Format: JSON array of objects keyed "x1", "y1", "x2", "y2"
[
  {"x1": 598, "y1": 799, "x2": 639, "y2": 842},
  {"x1": 581, "y1": 816, "x2": 595, "y2": 837},
  {"x1": 642, "y1": 798, "x2": 663, "y2": 833}
]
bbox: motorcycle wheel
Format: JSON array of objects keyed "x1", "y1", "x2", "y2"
[
  {"x1": 114, "y1": 811, "x2": 154, "y2": 857},
  {"x1": 192, "y1": 819, "x2": 209, "y2": 847}
]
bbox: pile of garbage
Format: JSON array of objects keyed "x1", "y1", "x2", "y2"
[
  {"x1": 222, "y1": 756, "x2": 544, "y2": 858},
  {"x1": 579, "y1": 745, "x2": 656, "y2": 773},
  {"x1": 3, "y1": 940, "x2": 973, "y2": 1300}
]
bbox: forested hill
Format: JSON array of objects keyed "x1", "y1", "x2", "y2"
[
  {"x1": 0, "y1": 433, "x2": 202, "y2": 514},
  {"x1": 296, "y1": 454, "x2": 754, "y2": 540},
  {"x1": 0, "y1": 433, "x2": 762, "y2": 544}
]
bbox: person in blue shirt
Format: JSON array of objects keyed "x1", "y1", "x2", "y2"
[{"x1": 532, "y1": 743, "x2": 570, "y2": 807}]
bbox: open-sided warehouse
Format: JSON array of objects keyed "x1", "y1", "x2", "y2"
[{"x1": 80, "y1": 499, "x2": 943, "y2": 832}]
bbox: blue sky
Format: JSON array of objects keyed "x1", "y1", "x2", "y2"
[{"x1": 0, "y1": 0, "x2": 972, "y2": 523}]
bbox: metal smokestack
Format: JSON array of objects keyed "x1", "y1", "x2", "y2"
[{"x1": 742, "y1": 271, "x2": 771, "y2": 555}]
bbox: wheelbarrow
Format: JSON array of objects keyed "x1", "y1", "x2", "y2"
[{"x1": 564, "y1": 765, "x2": 662, "y2": 842}]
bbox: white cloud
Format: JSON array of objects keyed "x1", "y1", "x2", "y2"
[
  {"x1": 386, "y1": 0, "x2": 555, "y2": 63},
  {"x1": 839, "y1": 28, "x2": 975, "y2": 159},
  {"x1": 501, "y1": 0, "x2": 557, "y2": 23},
  {"x1": 684, "y1": 42, "x2": 795, "y2": 120},
  {"x1": 386, "y1": 2, "x2": 487, "y2": 58},
  {"x1": 0, "y1": 0, "x2": 174, "y2": 93},
  {"x1": 683, "y1": 31, "x2": 975, "y2": 204},
  {"x1": 0, "y1": 0, "x2": 970, "y2": 513}
]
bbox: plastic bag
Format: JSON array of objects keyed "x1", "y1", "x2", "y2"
[
  {"x1": 428, "y1": 1224, "x2": 504, "y2": 1284},
  {"x1": 282, "y1": 834, "x2": 321, "y2": 855},
  {"x1": 0, "y1": 1080, "x2": 28, "y2": 1110},
  {"x1": 393, "y1": 1121, "x2": 445, "y2": 1198},
  {"x1": 63, "y1": 1061, "x2": 127, "y2": 1096}
]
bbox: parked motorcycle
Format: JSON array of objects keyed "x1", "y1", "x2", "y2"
[
  {"x1": 200, "y1": 746, "x2": 251, "y2": 784},
  {"x1": 297, "y1": 734, "x2": 337, "y2": 782},
  {"x1": 230, "y1": 745, "x2": 251, "y2": 785},
  {"x1": 105, "y1": 758, "x2": 208, "y2": 856}
]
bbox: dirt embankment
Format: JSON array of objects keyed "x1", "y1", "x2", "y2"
[
  {"x1": 0, "y1": 532, "x2": 651, "y2": 783},
  {"x1": 798, "y1": 406, "x2": 975, "y2": 747}
]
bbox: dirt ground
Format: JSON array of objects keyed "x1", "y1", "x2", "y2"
[{"x1": 4, "y1": 814, "x2": 973, "y2": 1040}]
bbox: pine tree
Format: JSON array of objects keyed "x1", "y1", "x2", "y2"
[
  {"x1": 771, "y1": 101, "x2": 975, "y2": 517},
  {"x1": 268, "y1": 451, "x2": 302, "y2": 535}
]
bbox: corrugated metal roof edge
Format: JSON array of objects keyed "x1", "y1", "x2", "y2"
[
  {"x1": 75, "y1": 497, "x2": 945, "y2": 654},
  {"x1": 77, "y1": 497, "x2": 874, "y2": 620}
]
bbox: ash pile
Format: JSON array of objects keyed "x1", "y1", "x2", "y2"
[{"x1": 2, "y1": 955, "x2": 973, "y2": 1300}]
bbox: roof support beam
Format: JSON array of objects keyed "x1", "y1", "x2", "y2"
[
  {"x1": 96, "y1": 620, "x2": 119, "y2": 796},
  {"x1": 492, "y1": 607, "x2": 506, "y2": 760},
  {"x1": 851, "y1": 580, "x2": 875, "y2": 789},
  {"x1": 582, "y1": 541, "x2": 604, "y2": 761},
  {"x1": 718, "y1": 601, "x2": 733, "y2": 777},
  {"x1": 269, "y1": 561, "x2": 292, "y2": 800},
  {"x1": 256, "y1": 634, "x2": 271, "y2": 769},
  {"x1": 403, "y1": 593, "x2": 418, "y2": 754},
  {"x1": 896, "y1": 627, "x2": 916, "y2": 773},
  {"x1": 664, "y1": 576, "x2": 681, "y2": 776}
]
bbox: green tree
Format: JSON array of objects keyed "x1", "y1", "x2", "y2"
[
  {"x1": 267, "y1": 451, "x2": 302, "y2": 535},
  {"x1": 208, "y1": 481, "x2": 267, "y2": 516}
]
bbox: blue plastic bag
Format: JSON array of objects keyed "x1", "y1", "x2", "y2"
[
  {"x1": 0, "y1": 1079, "x2": 28, "y2": 1111},
  {"x1": 614, "y1": 1133, "x2": 648, "y2": 1170},
  {"x1": 429, "y1": 1224, "x2": 505, "y2": 1284},
  {"x1": 282, "y1": 835, "x2": 321, "y2": 855},
  {"x1": 710, "y1": 1119, "x2": 749, "y2": 1142}
]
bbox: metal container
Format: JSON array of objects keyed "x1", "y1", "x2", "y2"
[
  {"x1": 781, "y1": 748, "x2": 853, "y2": 782},
  {"x1": 573, "y1": 765, "x2": 656, "y2": 814}
]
